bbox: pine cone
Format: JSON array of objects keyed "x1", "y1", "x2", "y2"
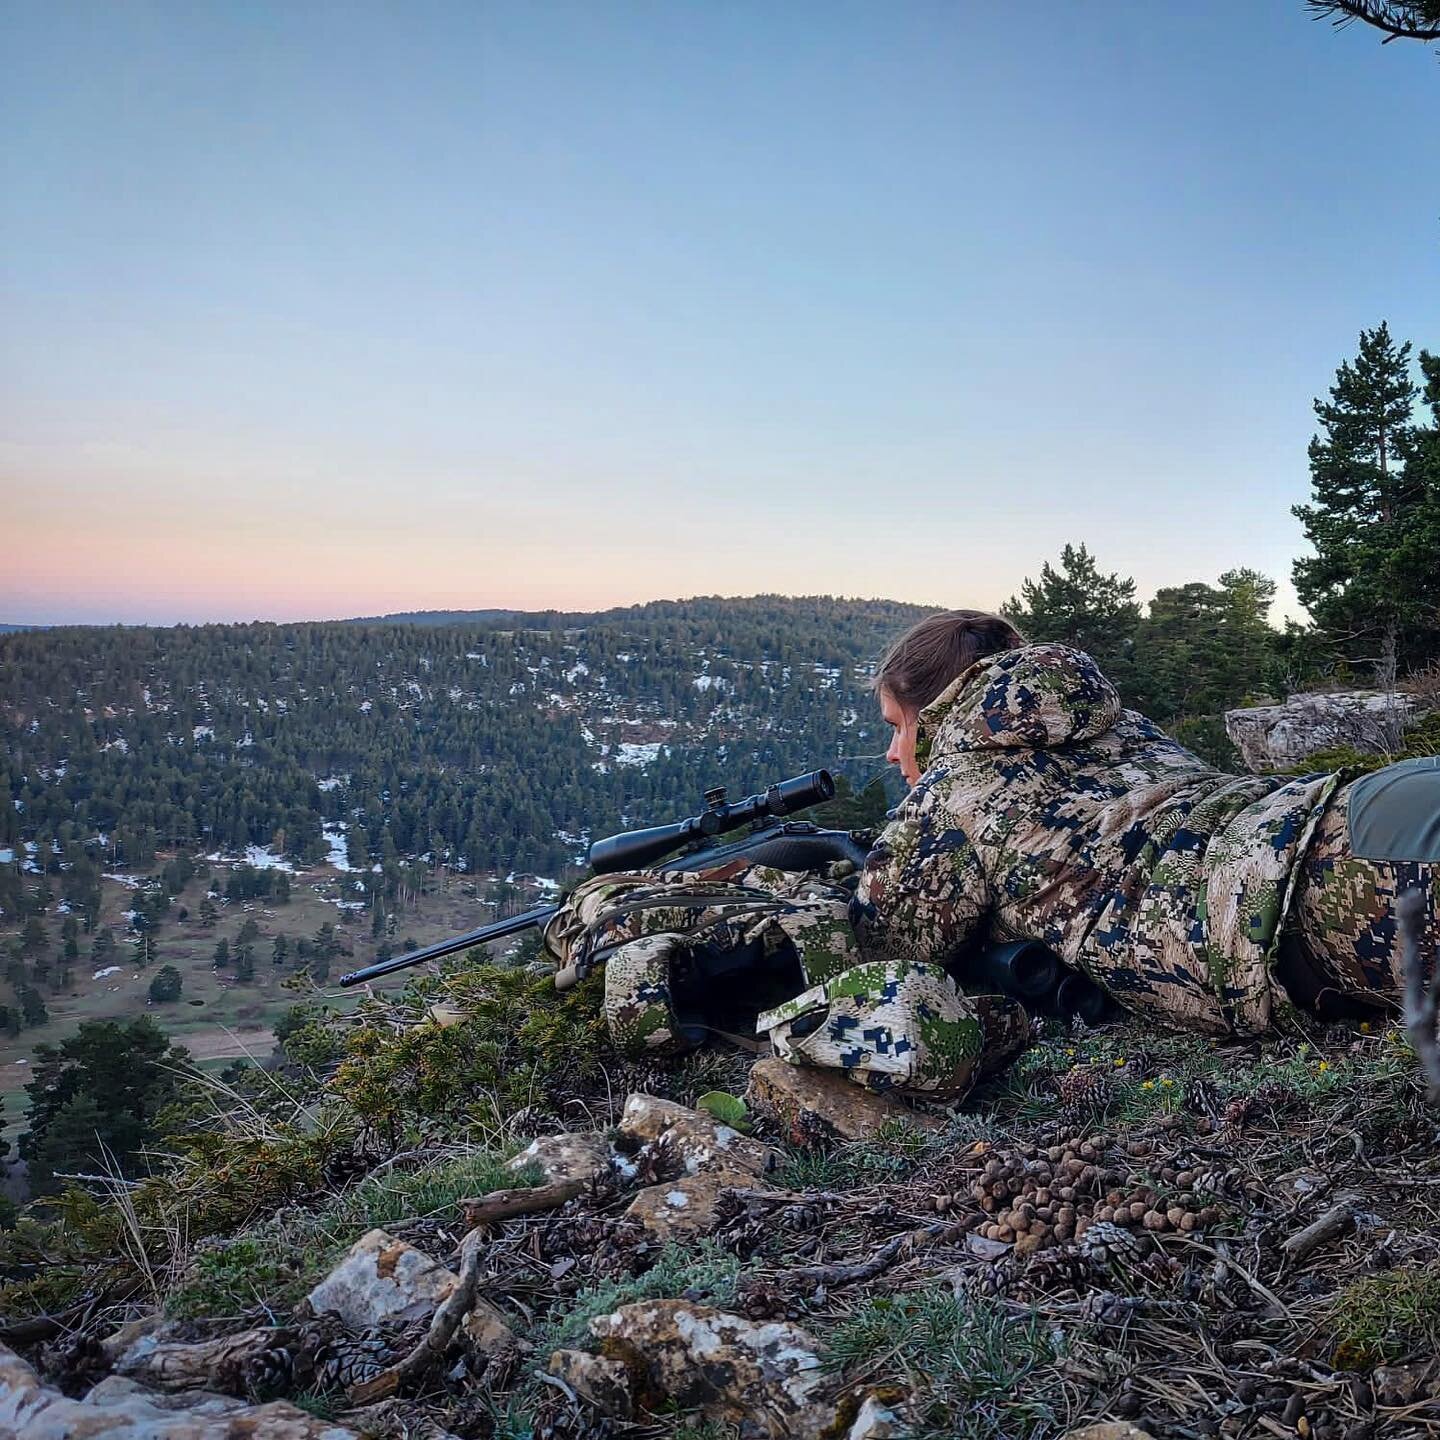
[{"x1": 1055, "y1": 1063, "x2": 1112, "y2": 1106}]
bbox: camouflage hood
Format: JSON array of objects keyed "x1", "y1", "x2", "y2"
[{"x1": 917, "y1": 644, "x2": 1124, "y2": 765}]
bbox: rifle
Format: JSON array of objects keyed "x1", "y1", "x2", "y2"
[
  {"x1": 338, "y1": 770, "x2": 856, "y2": 987},
  {"x1": 336, "y1": 767, "x2": 1109, "y2": 1022}
]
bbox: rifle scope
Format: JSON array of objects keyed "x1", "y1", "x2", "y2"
[{"x1": 588, "y1": 769, "x2": 835, "y2": 875}]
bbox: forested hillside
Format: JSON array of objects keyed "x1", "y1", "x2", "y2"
[{"x1": 0, "y1": 595, "x2": 925, "y2": 902}]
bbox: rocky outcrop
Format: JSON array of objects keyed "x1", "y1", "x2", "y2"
[
  {"x1": 0, "y1": 1341, "x2": 358, "y2": 1439},
  {"x1": 550, "y1": 1299, "x2": 891, "y2": 1440},
  {"x1": 305, "y1": 1228, "x2": 459, "y2": 1331},
  {"x1": 618, "y1": 1093, "x2": 779, "y2": 1238},
  {"x1": 747, "y1": 1056, "x2": 944, "y2": 1143},
  {"x1": 506, "y1": 1131, "x2": 613, "y2": 1186},
  {"x1": 303, "y1": 1228, "x2": 514, "y2": 1359},
  {"x1": 1225, "y1": 690, "x2": 1428, "y2": 772},
  {"x1": 617, "y1": 1092, "x2": 780, "y2": 1178}
]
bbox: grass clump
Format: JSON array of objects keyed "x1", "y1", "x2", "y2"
[
  {"x1": 1328, "y1": 1262, "x2": 1440, "y2": 1368},
  {"x1": 775, "y1": 1115, "x2": 974, "y2": 1190},
  {"x1": 168, "y1": 1148, "x2": 536, "y2": 1319},
  {"x1": 533, "y1": 1239, "x2": 745, "y2": 1356},
  {"x1": 824, "y1": 1287, "x2": 1067, "y2": 1440}
]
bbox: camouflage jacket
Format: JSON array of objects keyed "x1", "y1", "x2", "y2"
[{"x1": 852, "y1": 644, "x2": 1341, "y2": 1035}]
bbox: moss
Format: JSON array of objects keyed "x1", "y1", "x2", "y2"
[{"x1": 1329, "y1": 1262, "x2": 1440, "y2": 1367}]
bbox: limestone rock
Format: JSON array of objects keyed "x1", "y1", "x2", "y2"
[
  {"x1": 548, "y1": 1348, "x2": 635, "y2": 1418},
  {"x1": 0, "y1": 1340, "x2": 358, "y2": 1439},
  {"x1": 86, "y1": 1376, "x2": 251, "y2": 1416},
  {"x1": 845, "y1": 1392, "x2": 905, "y2": 1439},
  {"x1": 1063, "y1": 1426, "x2": 1156, "y2": 1440},
  {"x1": 583, "y1": 1298, "x2": 851, "y2": 1440},
  {"x1": 618, "y1": 1092, "x2": 778, "y2": 1180},
  {"x1": 1225, "y1": 689, "x2": 1429, "y2": 773},
  {"x1": 462, "y1": 1295, "x2": 518, "y2": 1357},
  {"x1": 624, "y1": 1174, "x2": 737, "y2": 1239},
  {"x1": 507, "y1": 1131, "x2": 612, "y2": 1186},
  {"x1": 305, "y1": 1228, "x2": 459, "y2": 1330},
  {"x1": 746, "y1": 1056, "x2": 943, "y2": 1143}
]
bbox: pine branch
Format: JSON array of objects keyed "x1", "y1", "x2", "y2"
[{"x1": 1306, "y1": 0, "x2": 1440, "y2": 42}]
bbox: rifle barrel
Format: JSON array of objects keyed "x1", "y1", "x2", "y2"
[{"x1": 337, "y1": 904, "x2": 558, "y2": 987}]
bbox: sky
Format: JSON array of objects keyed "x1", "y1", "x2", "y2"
[{"x1": 1, "y1": 1, "x2": 1437, "y2": 627}]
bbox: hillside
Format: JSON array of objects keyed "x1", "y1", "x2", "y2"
[
  {"x1": 0, "y1": 595, "x2": 913, "y2": 1138},
  {"x1": 5, "y1": 595, "x2": 1440, "y2": 1438}
]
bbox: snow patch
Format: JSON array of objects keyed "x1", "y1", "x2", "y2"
[
  {"x1": 93, "y1": 965, "x2": 123, "y2": 980},
  {"x1": 615, "y1": 741, "x2": 665, "y2": 768},
  {"x1": 323, "y1": 822, "x2": 356, "y2": 871}
]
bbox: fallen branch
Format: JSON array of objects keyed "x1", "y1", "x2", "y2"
[
  {"x1": 1399, "y1": 887, "x2": 1440, "y2": 1103},
  {"x1": 1281, "y1": 1199, "x2": 1356, "y2": 1264},
  {"x1": 789, "y1": 1223, "x2": 953, "y2": 1289},
  {"x1": 347, "y1": 1231, "x2": 485, "y2": 1404},
  {"x1": 459, "y1": 1179, "x2": 584, "y2": 1230}
]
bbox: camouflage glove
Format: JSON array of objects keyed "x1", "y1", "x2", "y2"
[{"x1": 757, "y1": 959, "x2": 1031, "y2": 1100}]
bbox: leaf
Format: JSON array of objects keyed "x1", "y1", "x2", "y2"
[{"x1": 695, "y1": 1091, "x2": 749, "y2": 1130}]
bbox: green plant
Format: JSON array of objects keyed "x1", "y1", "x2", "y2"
[
  {"x1": 824, "y1": 1288, "x2": 1066, "y2": 1440},
  {"x1": 1329, "y1": 1263, "x2": 1440, "y2": 1367},
  {"x1": 167, "y1": 1148, "x2": 537, "y2": 1319},
  {"x1": 695, "y1": 1091, "x2": 750, "y2": 1130},
  {"x1": 532, "y1": 1240, "x2": 744, "y2": 1356}
]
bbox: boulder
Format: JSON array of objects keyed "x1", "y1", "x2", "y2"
[
  {"x1": 574, "y1": 1298, "x2": 882, "y2": 1440},
  {"x1": 1225, "y1": 690, "x2": 1428, "y2": 773},
  {"x1": 0, "y1": 1341, "x2": 358, "y2": 1439},
  {"x1": 747, "y1": 1056, "x2": 943, "y2": 1143},
  {"x1": 624, "y1": 1174, "x2": 736, "y2": 1240},
  {"x1": 1063, "y1": 1428, "x2": 1156, "y2": 1440},
  {"x1": 305, "y1": 1228, "x2": 461, "y2": 1331},
  {"x1": 618, "y1": 1092, "x2": 778, "y2": 1180},
  {"x1": 507, "y1": 1132, "x2": 612, "y2": 1186},
  {"x1": 548, "y1": 1349, "x2": 635, "y2": 1418}
]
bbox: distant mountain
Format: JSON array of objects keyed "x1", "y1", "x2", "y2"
[{"x1": 0, "y1": 624, "x2": 40, "y2": 633}]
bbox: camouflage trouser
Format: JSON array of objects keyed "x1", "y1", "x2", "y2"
[{"x1": 1285, "y1": 778, "x2": 1440, "y2": 1006}]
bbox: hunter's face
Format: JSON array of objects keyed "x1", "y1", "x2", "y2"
[{"x1": 880, "y1": 687, "x2": 921, "y2": 788}]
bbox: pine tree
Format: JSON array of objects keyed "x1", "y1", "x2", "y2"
[
  {"x1": 1003, "y1": 543, "x2": 1142, "y2": 687},
  {"x1": 148, "y1": 965, "x2": 183, "y2": 1003},
  {"x1": 19, "y1": 986, "x2": 48, "y2": 1028},
  {"x1": 212, "y1": 937, "x2": 230, "y2": 968},
  {"x1": 1292, "y1": 323, "x2": 1438, "y2": 672}
]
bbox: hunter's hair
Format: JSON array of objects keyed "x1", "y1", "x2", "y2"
[{"x1": 874, "y1": 610, "x2": 1024, "y2": 713}]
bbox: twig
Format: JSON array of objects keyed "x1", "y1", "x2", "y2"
[
  {"x1": 1281, "y1": 1199, "x2": 1357, "y2": 1264},
  {"x1": 1400, "y1": 887, "x2": 1440, "y2": 1103},
  {"x1": 789, "y1": 1223, "x2": 953, "y2": 1288},
  {"x1": 1166, "y1": 1236, "x2": 1294, "y2": 1320},
  {"x1": 722, "y1": 1187, "x2": 847, "y2": 1204},
  {"x1": 347, "y1": 1230, "x2": 485, "y2": 1403},
  {"x1": 459, "y1": 1179, "x2": 584, "y2": 1229}
]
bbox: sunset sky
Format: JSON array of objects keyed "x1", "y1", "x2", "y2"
[{"x1": 2, "y1": 1, "x2": 1437, "y2": 626}]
